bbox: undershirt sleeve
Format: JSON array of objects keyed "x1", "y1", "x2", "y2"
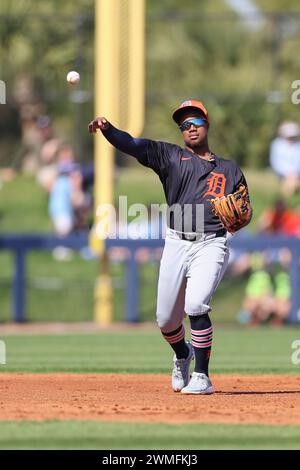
[{"x1": 102, "y1": 124, "x2": 171, "y2": 177}]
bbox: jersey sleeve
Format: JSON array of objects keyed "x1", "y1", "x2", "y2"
[
  {"x1": 102, "y1": 124, "x2": 170, "y2": 178},
  {"x1": 233, "y1": 163, "x2": 248, "y2": 191},
  {"x1": 231, "y1": 162, "x2": 253, "y2": 223}
]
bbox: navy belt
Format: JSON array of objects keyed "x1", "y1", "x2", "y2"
[{"x1": 178, "y1": 229, "x2": 226, "y2": 241}]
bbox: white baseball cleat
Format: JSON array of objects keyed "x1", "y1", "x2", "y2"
[
  {"x1": 172, "y1": 342, "x2": 194, "y2": 392},
  {"x1": 181, "y1": 372, "x2": 214, "y2": 395}
]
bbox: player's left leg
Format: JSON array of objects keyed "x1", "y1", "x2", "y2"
[{"x1": 181, "y1": 236, "x2": 229, "y2": 395}]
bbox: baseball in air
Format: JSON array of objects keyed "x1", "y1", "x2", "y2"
[{"x1": 66, "y1": 71, "x2": 80, "y2": 85}]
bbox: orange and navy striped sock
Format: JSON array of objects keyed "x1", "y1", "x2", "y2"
[
  {"x1": 161, "y1": 325, "x2": 189, "y2": 359},
  {"x1": 189, "y1": 314, "x2": 213, "y2": 376}
]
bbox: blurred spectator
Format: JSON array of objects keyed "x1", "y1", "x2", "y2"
[
  {"x1": 49, "y1": 157, "x2": 93, "y2": 261},
  {"x1": 238, "y1": 250, "x2": 291, "y2": 327},
  {"x1": 56, "y1": 142, "x2": 76, "y2": 172},
  {"x1": 258, "y1": 199, "x2": 300, "y2": 237},
  {"x1": 19, "y1": 106, "x2": 44, "y2": 174},
  {"x1": 270, "y1": 121, "x2": 300, "y2": 197},
  {"x1": 239, "y1": 252, "x2": 274, "y2": 326},
  {"x1": 70, "y1": 168, "x2": 93, "y2": 231},
  {"x1": 80, "y1": 162, "x2": 94, "y2": 192},
  {"x1": 21, "y1": 113, "x2": 60, "y2": 181},
  {"x1": 271, "y1": 270, "x2": 291, "y2": 326},
  {"x1": 48, "y1": 143, "x2": 77, "y2": 239},
  {"x1": 270, "y1": 248, "x2": 291, "y2": 326},
  {"x1": 49, "y1": 143, "x2": 92, "y2": 237},
  {"x1": 35, "y1": 115, "x2": 61, "y2": 192},
  {"x1": 48, "y1": 162, "x2": 75, "y2": 238}
]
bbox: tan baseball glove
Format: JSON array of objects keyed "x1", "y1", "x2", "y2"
[{"x1": 211, "y1": 185, "x2": 252, "y2": 234}]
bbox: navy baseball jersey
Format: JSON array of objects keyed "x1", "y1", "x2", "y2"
[{"x1": 103, "y1": 125, "x2": 248, "y2": 233}]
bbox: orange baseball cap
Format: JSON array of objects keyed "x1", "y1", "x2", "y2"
[{"x1": 172, "y1": 99, "x2": 209, "y2": 124}]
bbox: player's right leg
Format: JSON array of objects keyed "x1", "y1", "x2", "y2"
[{"x1": 156, "y1": 234, "x2": 193, "y2": 391}]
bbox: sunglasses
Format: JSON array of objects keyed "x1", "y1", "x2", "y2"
[{"x1": 179, "y1": 118, "x2": 207, "y2": 132}]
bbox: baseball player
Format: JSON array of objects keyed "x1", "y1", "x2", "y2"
[{"x1": 89, "y1": 100, "x2": 252, "y2": 394}]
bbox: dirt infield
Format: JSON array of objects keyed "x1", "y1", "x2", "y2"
[{"x1": 1, "y1": 373, "x2": 300, "y2": 425}]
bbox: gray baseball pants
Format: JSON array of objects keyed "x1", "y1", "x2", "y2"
[{"x1": 156, "y1": 228, "x2": 230, "y2": 332}]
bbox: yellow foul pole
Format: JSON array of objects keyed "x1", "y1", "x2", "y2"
[
  {"x1": 93, "y1": 0, "x2": 145, "y2": 325},
  {"x1": 127, "y1": 0, "x2": 145, "y2": 136},
  {"x1": 94, "y1": 0, "x2": 120, "y2": 325}
]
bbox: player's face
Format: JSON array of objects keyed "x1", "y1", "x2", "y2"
[{"x1": 179, "y1": 112, "x2": 208, "y2": 149}]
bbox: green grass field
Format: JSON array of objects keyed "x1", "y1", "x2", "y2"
[
  {"x1": 1, "y1": 327, "x2": 300, "y2": 374},
  {"x1": 0, "y1": 327, "x2": 300, "y2": 450},
  {"x1": 1, "y1": 421, "x2": 300, "y2": 450}
]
